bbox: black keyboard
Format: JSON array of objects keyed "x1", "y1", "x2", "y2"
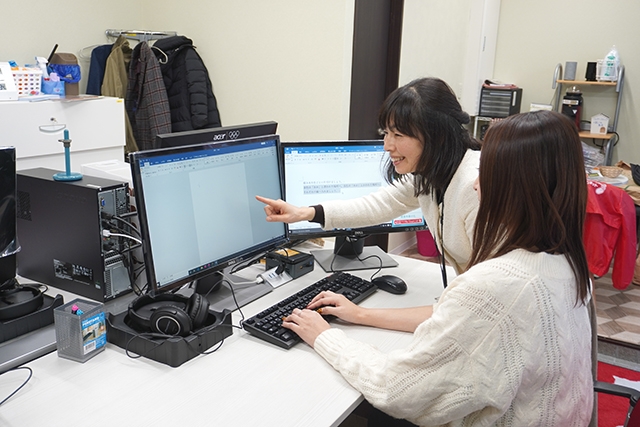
[{"x1": 242, "y1": 272, "x2": 377, "y2": 349}]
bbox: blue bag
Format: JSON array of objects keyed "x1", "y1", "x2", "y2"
[{"x1": 48, "y1": 64, "x2": 81, "y2": 83}]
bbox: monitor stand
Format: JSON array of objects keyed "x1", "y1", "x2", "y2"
[
  {"x1": 195, "y1": 269, "x2": 272, "y2": 313},
  {"x1": 311, "y1": 236, "x2": 398, "y2": 272}
]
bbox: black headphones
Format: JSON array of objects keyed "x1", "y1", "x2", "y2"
[
  {"x1": 0, "y1": 279, "x2": 44, "y2": 321},
  {"x1": 127, "y1": 292, "x2": 210, "y2": 337}
]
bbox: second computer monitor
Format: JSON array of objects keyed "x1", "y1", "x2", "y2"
[
  {"x1": 156, "y1": 121, "x2": 278, "y2": 148},
  {"x1": 282, "y1": 140, "x2": 427, "y2": 271}
]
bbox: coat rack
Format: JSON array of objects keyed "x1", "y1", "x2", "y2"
[{"x1": 105, "y1": 29, "x2": 177, "y2": 43}]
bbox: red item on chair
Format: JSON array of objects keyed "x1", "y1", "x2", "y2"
[{"x1": 585, "y1": 180, "x2": 637, "y2": 289}]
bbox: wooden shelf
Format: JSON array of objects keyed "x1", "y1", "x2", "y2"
[
  {"x1": 579, "y1": 131, "x2": 614, "y2": 140},
  {"x1": 557, "y1": 79, "x2": 617, "y2": 86}
]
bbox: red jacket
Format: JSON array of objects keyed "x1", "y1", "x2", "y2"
[{"x1": 585, "y1": 180, "x2": 637, "y2": 289}]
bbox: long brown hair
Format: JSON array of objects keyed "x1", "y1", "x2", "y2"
[
  {"x1": 467, "y1": 111, "x2": 590, "y2": 303},
  {"x1": 377, "y1": 77, "x2": 480, "y2": 200}
]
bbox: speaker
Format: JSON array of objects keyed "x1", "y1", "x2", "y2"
[
  {"x1": 0, "y1": 279, "x2": 44, "y2": 321},
  {"x1": 127, "y1": 293, "x2": 209, "y2": 337}
]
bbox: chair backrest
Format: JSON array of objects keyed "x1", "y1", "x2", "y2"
[{"x1": 594, "y1": 380, "x2": 640, "y2": 427}]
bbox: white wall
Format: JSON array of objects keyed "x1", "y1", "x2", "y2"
[
  {"x1": 140, "y1": 0, "x2": 355, "y2": 142},
  {"x1": 1, "y1": 1, "x2": 354, "y2": 145},
  {"x1": 494, "y1": 0, "x2": 640, "y2": 164}
]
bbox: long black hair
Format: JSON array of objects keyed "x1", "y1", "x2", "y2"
[{"x1": 377, "y1": 77, "x2": 480, "y2": 200}]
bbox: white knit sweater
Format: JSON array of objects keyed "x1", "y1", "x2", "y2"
[
  {"x1": 314, "y1": 250, "x2": 593, "y2": 426},
  {"x1": 322, "y1": 149, "x2": 480, "y2": 275}
]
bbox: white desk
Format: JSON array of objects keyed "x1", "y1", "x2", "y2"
[{"x1": 0, "y1": 254, "x2": 449, "y2": 427}]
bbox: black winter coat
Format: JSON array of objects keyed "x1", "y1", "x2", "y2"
[{"x1": 152, "y1": 36, "x2": 222, "y2": 132}]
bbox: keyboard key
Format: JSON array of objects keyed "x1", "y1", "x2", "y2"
[{"x1": 243, "y1": 272, "x2": 376, "y2": 349}]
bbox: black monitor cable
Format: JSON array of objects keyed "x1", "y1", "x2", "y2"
[
  {"x1": 329, "y1": 235, "x2": 383, "y2": 281},
  {"x1": 0, "y1": 366, "x2": 33, "y2": 407},
  {"x1": 103, "y1": 213, "x2": 142, "y2": 238}
]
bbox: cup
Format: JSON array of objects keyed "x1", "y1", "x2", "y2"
[{"x1": 565, "y1": 61, "x2": 578, "y2": 80}]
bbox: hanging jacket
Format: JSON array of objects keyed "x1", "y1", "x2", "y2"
[
  {"x1": 151, "y1": 36, "x2": 221, "y2": 132},
  {"x1": 125, "y1": 41, "x2": 172, "y2": 151},
  {"x1": 584, "y1": 180, "x2": 637, "y2": 289},
  {"x1": 102, "y1": 36, "x2": 138, "y2": 154},
  {"x1": 86, "y1": 44, "x2": 113, "y2": 96}
]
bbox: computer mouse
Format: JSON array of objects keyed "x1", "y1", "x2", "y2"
[{"x1": 371, "y1": 275, "x2": 407, "y2": 295}]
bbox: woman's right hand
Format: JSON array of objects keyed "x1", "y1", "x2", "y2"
[
  {"x1": 307, "y1": 291, "x2": 363, "y2": 325},
  {"x1": 255, "y1": 195, "x2": 315, "y2": 224}
]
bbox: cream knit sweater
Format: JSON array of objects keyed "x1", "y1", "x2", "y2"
[
  {"x1": 314, "y1": 250, "x2": 593, "y2": 426},
  {"x1": 321, "y1": 149, "x2": 480, "y2": 275}
]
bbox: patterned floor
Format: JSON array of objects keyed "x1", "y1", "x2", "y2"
[{"x1": 594, "y1": 272, "x2": 640, "y2": 347}]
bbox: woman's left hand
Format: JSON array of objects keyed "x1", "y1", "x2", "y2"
[{"x1": 281, "y1": 308, "x2": 331, "y2": 347}]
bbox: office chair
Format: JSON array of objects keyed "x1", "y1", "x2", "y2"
[{"x1": 594, "y1": 380, "x2": 640, "y2": 427}]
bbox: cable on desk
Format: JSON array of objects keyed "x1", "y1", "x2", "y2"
[
  {"x1": 0, "y1": 366, "x2": 33, "y2": 406},
  {"x1": 328, "y1": 235, "x2": 383, "y2": 281}
]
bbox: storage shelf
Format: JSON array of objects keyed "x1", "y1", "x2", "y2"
[
  {"x1": 553, "y1": 63, "x2": 625, "y2": 166},
  {"x1": 557, "y1": 79, "x2": 617, "y2": 86},
  {"x1": 579, "y1": 131, "x2": 614, "y2": 140}
]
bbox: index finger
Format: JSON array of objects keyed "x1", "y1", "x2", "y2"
[{"x1": 255, "y1": 195, "x2": 275, "y2": 205}]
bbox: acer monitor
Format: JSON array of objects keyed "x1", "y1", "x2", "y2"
[
  {"x1": 156, "y1": 121, "x2": 278, "y2": 148},
  {"x1": 282, "y1": 140, "x2": 427, "y2": 272},
  {"x1": 129, "y1": 135, "x2": 287, "y2": 311}
]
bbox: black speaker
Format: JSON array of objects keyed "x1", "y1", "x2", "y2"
[
  {"x1": 127, "y1": 293, "x2": 209, "y2": 337},
  {"x1": 0, "y1": 279, "x2": 44, "y2": 321}
]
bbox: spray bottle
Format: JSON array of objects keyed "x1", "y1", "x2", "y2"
[{"x1": 35, "y1": 56, "x2": 49, "y2": 79}]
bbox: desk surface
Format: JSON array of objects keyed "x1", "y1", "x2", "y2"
[{"x1": 0, "y1": 252, "x2": 448, "y2": 427}]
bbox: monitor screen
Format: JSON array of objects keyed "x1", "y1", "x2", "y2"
[
  {"x1": 156, "y1": 121, "x2": 278, "y2": 148},
  {"x1": 282, "y1": 140, "x2": 426, "y2": 239},
  {"x1": 282, "y1": 140, "x2": 427, "y2": 272},
  {"x1": 129, "y1": 135, "x2": 287, "y2": 305}
]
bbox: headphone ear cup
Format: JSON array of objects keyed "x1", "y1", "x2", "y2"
[
  {"x1": 186, "y1": 293, "x2": 209, "y2": 330},
  {"x1": 0, "y1": 285, "x2": 44, "y2": 321},
  {"x1": 275, "y1": 261, "x2": 285, "y2": 275},
  {"x1": 149, "y1": 305, "x2": 192, "y2": 337}
]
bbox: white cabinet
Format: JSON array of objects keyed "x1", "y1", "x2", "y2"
[{"x1": 0, "y1": 96, "x2": 126, "y2": 171}]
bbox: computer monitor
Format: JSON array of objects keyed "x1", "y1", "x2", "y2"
[
  {"x1": 282, "y1": 140, "x2": 427, "y2": 272},
  {"x1": 129, "y1": 135, "x2": 287, "y2": 312},
  {"x1": 0, "y1": 147, "x2": 16, "y2": 285},
  {"x1": 156, "y1": 121, "x2": 278, "y2": 148}
]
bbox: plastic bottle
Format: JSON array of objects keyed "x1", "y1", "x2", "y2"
[
  {"x1": 35, "y1": 56, "x2": 49, "y2": 78},
  {"x1": 601, "y1": 45, "x2": 620, "y2": 82}
]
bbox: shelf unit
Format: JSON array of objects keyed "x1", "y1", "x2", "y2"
[{"x1": 552, "y1": 63, "x2": 625, "y2": 165}]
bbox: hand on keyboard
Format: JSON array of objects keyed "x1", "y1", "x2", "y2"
[
  {"x1": 306, "y1": 290, "x2": 361, "y2": 324},
  {"x1": 242, "y1": 272, "x2": 376, "y2": 349},
  {"x1": 281, "y1": 308, "x2": 330, "y2": 347}
]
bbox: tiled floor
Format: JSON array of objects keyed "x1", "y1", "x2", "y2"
[
  {"x1": 398, "y1": 244, "x2": 640, "y2": 369},
  {"x1": 594, "y1": 272, "x2": 640, "y2": 345}
]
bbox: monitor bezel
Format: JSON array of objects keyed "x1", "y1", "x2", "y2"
[
  {"x1": 156, "y1": 121, "x2": 278, "y2": 149},
  {"x1": 130, "y1": 135, "x2": 288, "y2": 294},
  {"x1": 281, "y1": 140, "x2": 428, "y2": 242}
]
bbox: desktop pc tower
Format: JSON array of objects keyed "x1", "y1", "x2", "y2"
[{"x1": 16, "y1": 168, "x2": 133, "y2": 302}]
